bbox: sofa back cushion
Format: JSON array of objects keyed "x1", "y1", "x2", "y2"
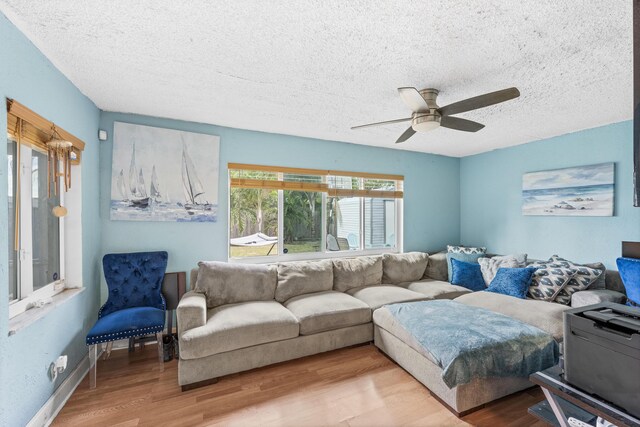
[
  {"x1": 382, "y1": 252, "x2": 429, "y2": 284},
  {"x1": 423, "y1": 251, "x2": 448, "y2": 281},
  {"x1": 333, "y1": 256, "x2": 383, "y2": 292},
  {"x1": 195, "y1": 261, "x2": 277, "y2": 308},
  {"x1": 275, "y1": 259, "x2": 334, "y2": 303}
]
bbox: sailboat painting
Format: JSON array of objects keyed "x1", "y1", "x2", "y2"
[{"x1": 110, "y1": 122, "x2": 219, "y2": 222}]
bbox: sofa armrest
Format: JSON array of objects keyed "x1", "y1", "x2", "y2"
[
  {"x1": 177, "y1": 291, "x2": 207, "y2": 335},
  {"x1": 570, "y1": 289, "x2": 626, "y2": 308}
]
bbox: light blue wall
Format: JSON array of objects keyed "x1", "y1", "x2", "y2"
[
  {"x1": 4, "y1": 6, "x2": 639, "y2": 424},
  {"x1": 0, "y1": 13, "x2": 102, "y2": 426},
  {"x1": 98, "y1": 112, "x2": 461, "y2": 278},
  {"x1": 460, "y1": 121, "x2": 640, "y2": 269}
]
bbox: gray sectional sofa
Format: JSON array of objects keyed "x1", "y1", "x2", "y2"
[
  {"x1": 177, "y1": 252, "x2": 467, "y2": 389},
  {"x1": 176, "y1": 251, "x2": 626, "y2": 414}
]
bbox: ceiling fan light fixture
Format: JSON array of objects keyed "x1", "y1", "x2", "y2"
[
  {"x1": 412, "y1": 115, "x2": 440, "y2": 132},
  {"x1": 352, "y1": 85, "x2": 519, "y2": 143}
]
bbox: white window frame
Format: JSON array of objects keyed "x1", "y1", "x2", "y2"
[
  {"x1": 8, "y1": 143, "x2": 66, "y2": 319},
  {"x1": 227, "y1": 170, "x2": 404, "y2": 264}
]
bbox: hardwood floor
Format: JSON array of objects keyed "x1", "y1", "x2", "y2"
[{"x1": 54, "y1": 344, "x2": 547, "y2": 427}]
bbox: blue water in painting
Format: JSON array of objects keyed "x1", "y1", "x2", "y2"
[
  {"x1": 522, "y1": 184, "x2": 614, "y2": 216},
  {"x1": 523, "y1": 184, "x2": 613, "y2": 199},
  {"x1": 110, "y1": 200, "x2": 218, "y2": 222}
]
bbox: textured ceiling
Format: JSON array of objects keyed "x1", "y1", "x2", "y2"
[{"x1": 0, "y1": 1, "x2": 632, "y2": 157}]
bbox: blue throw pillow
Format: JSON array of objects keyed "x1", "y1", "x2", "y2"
[
  {"x1": 616, "y1": 257, "x2": 640, "y2": 306},
  {"x1": 486, "y1": 267, "x2": 538, "y2": 299},
  {"x1": 446, "y1": 252, "x2": 484, "y2": 282},
  {"x1": 451, "y1": 258, "x2": 486, "y2": 292}
]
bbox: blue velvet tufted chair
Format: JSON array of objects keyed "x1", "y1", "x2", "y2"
[{"x1": 86, "y1": 251, "x2": 168, "y2": 388}]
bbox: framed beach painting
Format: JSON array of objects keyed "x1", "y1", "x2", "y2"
[
  {"x1": 110, "y1": 122, "x2": 220, "y2": 222},
  {"x1": 522, "y1": 163, "x2": 614, "y2": 216}
]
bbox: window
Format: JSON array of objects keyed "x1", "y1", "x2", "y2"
[
  {"x1": 229, "y1": 164, "x2": 403, "y2": 261},
  {"x1": 6, "y1": 99, "x2": 85, "y2": 319},
  {"x1": 8, "y1": 139, "x2": 64, "y2": 314}
]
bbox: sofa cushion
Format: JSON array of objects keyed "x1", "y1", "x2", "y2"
[
  {"x1": 583, "y1": 262, "x2": 606, "y2": 290},
  {"x1": 503, "y1": 253, "x2": 528, "y2": 266},
  {"x1": 485, "y1": 267, "x2": 537, "y2": 299},
  {"x1": 570, "y1": 289, "x2": 627, "y2": 308},
  {"x1": 528, "y1": 266, "x2": 576, "y2": 301},
  {"x1": 86, "y1": 307, "x2": 165, "y2": 345},
  {"x1": 617, "y1": 257, "x2": 640, "y2": 305},
  {"x1": 284, "y1": 291, "x2": 371, "y2": 335},
  {"x1": 478, "y1": 256, "x2": 520, "y2": 285},
  {"x1": 542, "y1": 256, "x2": 603, "y2": 305},
  {"x1": 332, "y1": 256, "x2": 383, "y2": 292},
  {"x1": 446, "y1": 252, "x2": 484, "y2": 282},
  {"x1": 423, "y1": 251, "x2": 448, "y2": 281},
  {"x1": 275, "y1": 259, "x2": 334, "y2": 303},
  {"x1": 179, "y1": 301, "x2": 299, "y2": 359},
  {"x1": 195, "y1": 261, "x2": 277, "y2": 308},
  {"x1": 447, "y1": 245, "x2": 487, "y2": 254},
  {"x1": 534, "y1": 259, "x2": 605, "y2": 290},
  {"x1": 398, "y1": 279, "x2": 471, "y2": 300},
  {"x1": 382, "y1": 252, "x2": 429, "y2": 284},
  {"x1": 451, "y1": 259, "x2": 486, "y2": 291},
  {"x1": 454, "y1": 291, "x2": 568, "y2": 341},
  {"x1": 347, "y1": 285, "x2": 428, "y2": 310}
]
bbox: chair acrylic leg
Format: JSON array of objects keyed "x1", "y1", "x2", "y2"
[
  {"x1": 156, "y1": 332, "x2": 164, "y2": 372},
  {"x1": 103, "y1": 341, "x2": 113, "y2": 360},
  {"x1": 89, "y1": 344, "x2": 97, "y2": 389}
]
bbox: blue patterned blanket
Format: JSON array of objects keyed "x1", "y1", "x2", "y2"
[{"x1": 385, "y1": 300, "x2": 559, "y2": 388}]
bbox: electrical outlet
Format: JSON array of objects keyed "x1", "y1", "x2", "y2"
[{"x1": 49, "y1": 355, "x2": 68, "y2": 381}]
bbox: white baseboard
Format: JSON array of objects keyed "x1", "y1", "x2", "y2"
[{"x1": 27, "y1": 349, "x2": 101, "y2": 427}]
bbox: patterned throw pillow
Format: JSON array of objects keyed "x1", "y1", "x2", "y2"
[
  {"x1": 539, "y1": 256, "x2": 603, "y2": 305},
  {"x1": 557, "y1": 259, "x2": 606, "y2": 290},
  {"x1": 478, "y1": 256, "x2": 520, "y2": 285},
  {"x1": 528, "y1": 264, "x2": 577, "y2": 301},
  {"x1": 447, "y1": 245, "x2": 487, "y2": 255}
]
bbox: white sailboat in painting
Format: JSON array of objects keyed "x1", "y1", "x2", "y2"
[
  {"x1": 128, "y1": 141, "x2": 150, "y2": 208},
  {"x1": 181, "y1": 141, "x2": 212, "y2": 214},
  {"x1": 150, "y1": 165, "x2": 164, "y2": 203},
  {"x1": 116, "y1": 169, "x2": 128, "y2": 201}
]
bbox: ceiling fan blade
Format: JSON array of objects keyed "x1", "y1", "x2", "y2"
[
  {"x1": 395, "y1": 126, "x2": 416, "y2": 143},
  {"x1": 438, "y1": 87, "x2": 520, "y2": 116},
  {"x1": 440, "y1": 116, "x2": 485, "y2": 132},
  {"x1": 351, "y1": 117, "x2": 412, "y2": 130},
  {"x1": 398, "y1": 87, "x2": 430, "y2": 113}
]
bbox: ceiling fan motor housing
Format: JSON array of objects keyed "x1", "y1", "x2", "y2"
[{"x1": 412, "y1": 88, "x2": 441, "y2": 131}]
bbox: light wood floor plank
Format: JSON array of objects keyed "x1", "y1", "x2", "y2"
[{"x1": 53, "y1": 343, "x2": 545, "y2": 426}]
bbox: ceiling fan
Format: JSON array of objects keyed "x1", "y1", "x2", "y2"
[{"x1": 352, "y1": 87, "x2": 520, "y2": 143}]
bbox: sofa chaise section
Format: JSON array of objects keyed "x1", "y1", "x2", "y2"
[
  {"x1": 374, "y1": 324, "x2": 532, "y2": 416},
  {"x1": 454, "y1": 291, "x2": 568, "y2": 341}
]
